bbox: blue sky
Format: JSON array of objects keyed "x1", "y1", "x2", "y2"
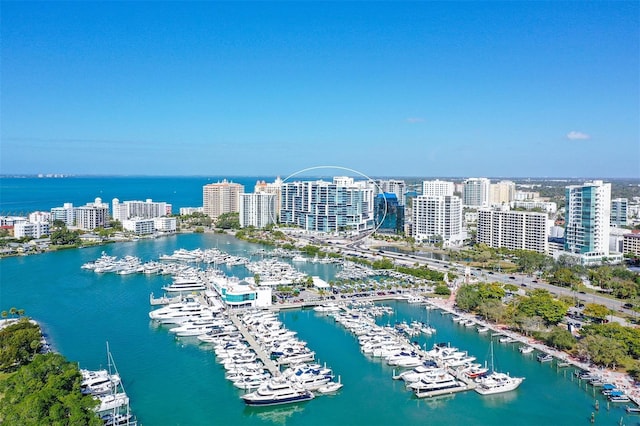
[{"x1": 1, "y1": 1, "x2": 638, "y2": 178}]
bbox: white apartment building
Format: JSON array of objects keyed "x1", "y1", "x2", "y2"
[
  {"x1": 564, "y1": 180, "x2": 611, "y2": 262},
  {"x1": 462, "y1": 178, "x2": 491, "y2": 208},
  {"x1": 477, "y1": 209, "x2": 549, "y2": 254},
  {"x1": 255, "y1": 177, "x2": 283, "y2": 218},
  {"x1": 75, "y1": 198, "x2": 109, "y2": 231},
  {"x1": 412, "y1": 195, "x2": 463, "y2": 246},
  {"x1": 490, "y1": 180, "x2": 516, "y2": 205},
  {"x1": 122, "y1": 218, "x2": 155, "y2": 235},
  {"x1": 280, "y1": 178, "x2": 374, "y2": 233},
  {"x1": 422, "y1": 179, "x2": 455, "y2": 197},
  {"x1": 0, "y1": 216, "x2": 26, "y2": 227},
  {"x1": 511, "y1": 200, "x2": 558, "y2": 214},
  {"x1": 179, "y1": 207, "x2": 204, "y2": 215},
  {"x1": 239, "y1": 193, "x2": 277, "y2": 229},
  {"x1": 514, "y1": 190, "x2": 540, "y2": 201},
  {"x1": 50, "y1": 203, "x2": 74, "y2": 226},
  {"x1": 28, "y1": 211, "x2": 51, "y2": 223},
  {"x1": 14, "y1": 221, "x2": 50, "y2": 239},
  {"x1": 203, "y1": 180, "x2": 244, "y2": 220},
  {"x1": 112, "y1": 198, "x2": 170, "y2": 222},
  {"x1": 153, "y1": 217, "x2": 177, "y2": 233}
]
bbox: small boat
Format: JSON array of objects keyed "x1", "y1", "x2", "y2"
[
  {"x1": 476, "y1": 326, "x2": 489, "y2": 333},
  {"x1": 518, "y1": 345, "x2": 534, "y2": 354},
  {"x1": 317, "y1": 376, "x2": 343, "y2": 394},
  {"x1": 536, "y1": 353, "x2": 553, "y2": 363},
  {"x1": 609, "y1": 394, "x2": 631, "y2": 403},
  {"x1": 625, "y1": 405, "x2": 640, "y2": 414},
  {"x1": 499, "y1": 336, "x2": 517, "y2": 343}
]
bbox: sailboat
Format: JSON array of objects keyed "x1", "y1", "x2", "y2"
[
  {"x1": 474, "y1": 340, "x2": 524, "y2": 396},
  {"x1": 95, "y1": 342, "x2": 137, "y2": 425}
]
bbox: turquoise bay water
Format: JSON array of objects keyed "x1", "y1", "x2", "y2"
[{"x1": 0, "y1": 233, "x2": 634, "y2": 425}]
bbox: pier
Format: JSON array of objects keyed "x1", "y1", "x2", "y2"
[{"x1": 227, "y1": 312, "x2": 281, "y2": 377}]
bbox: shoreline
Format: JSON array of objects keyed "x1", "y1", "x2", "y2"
[{"x1": 426, "y1": 296, "x2": 640, "y2": 407}]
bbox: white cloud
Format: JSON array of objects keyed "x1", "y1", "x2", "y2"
[
  {"x1": 566, "y1": 131, "x2": 590, "y2": 140},
  {"x1": 405, "y1": 117, "x2": 425, "y2": 123}
]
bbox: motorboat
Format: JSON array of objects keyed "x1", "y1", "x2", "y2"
[
  {"x1": 241, "y1": 378, "x2": 315, "y2": 406},
  {"x1": 536, "y1": 353, "x2": 553, "y2": 363},
  {"x1": 475, "y1": 372, "x2": 524, "y2": 395},
  {"x1": 518, "y1": 345, "x2": 534, "y2": 354}
]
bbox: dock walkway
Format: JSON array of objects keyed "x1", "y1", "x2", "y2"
[{"x1": 228, "y1": 313, "x2": 280, "y2": 377}]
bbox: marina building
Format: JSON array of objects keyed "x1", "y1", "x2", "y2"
[
  {"x1": 412, "y1": 195, "x2": 463, "y2": 246},
  {"x1": 210, "y1": 276, "x2": 272, "y2": 309},
  {"x1": 477, "y1": 209, "x2": 549, "y2": 254},
  {"x1": 490, "y1": 180, "x2": 516, "y2": 205},
  {"x1": 280, "y1": 177, "x2": 374, "y2": 234},
  {"x1": 75, "y1": 198, "x2": 109, "y2": 231},
  {"x1": 374, "y1": 193, "x2": 404, "y2": 234},
  {"x1": 564, "y1": 180, "x2": 613, "y2": 264},
  {"x1": 203, "y1": 180, "x2": 244, "y2": 220},
  {"x1": 50, "y1": 203, "x2": 75, "y2": 226},
  {"x1": 112, "y1": 199, "x2": 170, "y2": 222},
  {"x1": 422, "y1": 179, "x2": 455, "y2": 197},
  {"x1": 611, "y1": 198, "x2": 628, "y2": 227},
  {"x1": 462, "y1": 178, "x2": 491, "y2": 208},
  {"x1": 239, "y1": 193, "x2": 277, "y2": 229}
]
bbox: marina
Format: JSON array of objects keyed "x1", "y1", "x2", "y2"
[{"x1": 2, "y1": 232, "x2": 639, "y2": 425}]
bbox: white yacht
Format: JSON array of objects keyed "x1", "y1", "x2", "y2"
[
  {"x1": 241, "y1": 378, "x2": 315, "y2": 406},
  {"x1": 475, "y1": 372, "x2": 524, "y2": 395}
]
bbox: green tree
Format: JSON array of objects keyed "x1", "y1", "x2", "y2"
[
  {"x1": 433, "y1": 284, "x2": 451, "y2": 296},
  {"x1": 215, "y1": 212, "x2": 240, "y2": 229},
  {"x1": 545, "y1": 326, "x2": 576, "y2": 350},
  {"x1": 0, "y1": 353, "x2": 101, "y2": 425},
  {"x1": 455, "y1": 284, "x2": 480, "y2": 311},
  {"x1": 0, "y1": 318, "x2": 42, "y2": 371},
  {"x1": 582, "y1": 303, "x2": 611, "y2": 323},
  {"x1": 477, "y1": 299, "x2": 506, "y2": 322},
  {"x1": 576, "y1": 335, "x2": 627, "y2": 368}
]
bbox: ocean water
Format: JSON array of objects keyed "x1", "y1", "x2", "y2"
[
  {"x1": 0, "y1": 233, "x2": 635, "y2": 426},
  {"x1": 0, "y1": 177, "x2": 636, "y2": 425},
  {"x1": 0, "y1": 176, "x2": 276, "y2": 214}
]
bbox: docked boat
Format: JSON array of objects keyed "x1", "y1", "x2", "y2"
[
  {"x1": 536, "y1": 353, "x2": 553, "y2": 363},
  {"x1": 476, "y1": 326, "x2": 490, "y2": 333},
  {"x1": 626, "y1": 405, "x2": 640, "y2": 414},
  {"x1": 313, "y1": 304, "x2": 342, "y2": 313},
  {"x1": 241, "y1": 378, "x2": 315, "y2": 406},
  {"x1": 518, "y1": 345, "x2": 534, "y2": 354},
  {"x1": 475, "y1": 341, "x2": 524, "y2": 395},
  {"x1": 475, "y1": 372, "x2": 524, "y2": 395},
  {"x1": 317, "y1": 381, "x2": 343, "y2": 394}
]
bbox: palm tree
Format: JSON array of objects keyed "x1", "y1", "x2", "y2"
[
  {"x1": 1, "y1": 311, "x2": 7, "y2": 320},
  {"x1": 9, "y1": 307, "x2": 17, "y2": 318}
]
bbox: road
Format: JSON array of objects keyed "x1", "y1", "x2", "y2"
[{"x1": 326, "y1": 237, "x2": 636, "y2": 317}]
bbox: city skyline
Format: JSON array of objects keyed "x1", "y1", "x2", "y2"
[{"x1": 1, "y1": 2, "x2": 638, "y2": 178}]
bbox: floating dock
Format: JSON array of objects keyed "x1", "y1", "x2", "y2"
[{"x1": 227, "y1": 313, "x2": 280, "y2": 377}]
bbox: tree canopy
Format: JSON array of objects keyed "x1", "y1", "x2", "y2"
[
  {"x1": 0, "y1": 318, "x2": 42, "y2": 372},
  {"x1": 0, "y1": 353, "x2": 101, "y2": 425}
]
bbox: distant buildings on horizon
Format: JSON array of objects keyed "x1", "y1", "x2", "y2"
[{"x1": 1, "y1": 174, "x2": 640, "y2": 264}]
